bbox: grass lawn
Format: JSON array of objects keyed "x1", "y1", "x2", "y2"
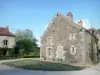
[{"x1": 3, "y1": 59, "x2": 85, "y2": 71}]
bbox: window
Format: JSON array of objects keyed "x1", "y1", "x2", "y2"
[
  {"x1": 72, "y1": 47, "x2": 74, "y2": 52},
  {"x1": 69, "y1": 33, "x2": 76, "y2": 40},
  {"x1": 47, "y1": 37, "x2": 53, "y2": 44},
  {"x1": 70, "y1": 45, "x2": 76, "y2": 55},
  {"x1": 48, "y1": 48, "x2": 52, "y2": 56},
  {"x1": 4, "y1": 40, "x2": 8, "y2": 45},
  {"x1": 56, "y1": 46, "x2": 65, "y2": 60},
  {"x1": 46, "y1": 47, "x2": 52, "y2": 57}
]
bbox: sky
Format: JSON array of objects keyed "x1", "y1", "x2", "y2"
[{"x1": 0, "y1": 0, "x2": 100, "y2": 46}]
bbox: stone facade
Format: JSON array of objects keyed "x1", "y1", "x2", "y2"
[
  {"x1": 40, "y1": 12, "x2": 99, "y2": 65},
  {"x1": 0, "y1": 36, "x2": 15, "y2": 48},
  {"x1": 0, "y1": 27, "x2": 15, "y2": 56}
]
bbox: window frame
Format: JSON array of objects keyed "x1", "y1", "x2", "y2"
[
  {"x1": 69, "y1": 33, "x2": 76, "y2": 40},
  {"x1": 46, "y1": 47, "x2": 52, "y2": 58},
  {"x1": 56, "y1": 45, "x2": 65, "y2": 60},
  {"x1": 3, "y1": 40, "x2": 8, "y2": 46},
  {"x1": 70, "y1": 45, "x2": 76, "y2": 55}
]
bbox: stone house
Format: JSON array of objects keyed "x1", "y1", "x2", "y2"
[
  {"x1": 40, "y1": 12, "x2": 99, "y2": 65},
  {"x1": 0, "y1": 27, "x2": 15, "y2": 56},
  {"x1": 92, "y1": 29, "x2": 100, "y2": 55},
  {"x1": 97, "y1": 33, "x2": 100, "y2": 50}
]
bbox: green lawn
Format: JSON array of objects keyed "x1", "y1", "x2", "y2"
[{"x1": 3, "y1": 59, "x2": 85, "y2": 71}]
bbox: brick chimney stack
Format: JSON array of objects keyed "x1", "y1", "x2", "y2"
[
  {"x1": 77, "y1": 20, "x2": 83, "y2": 26},
  {"x1": 67, "y1": 12, "x2": 73, "y2": 22},
  {"x1": 7, "y1": 26, "x2": 9, "y2": 30}
]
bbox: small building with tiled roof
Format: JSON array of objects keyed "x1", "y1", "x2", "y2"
[{"x1": 0, "y1": 26, "x2": 15, "y2": 56}]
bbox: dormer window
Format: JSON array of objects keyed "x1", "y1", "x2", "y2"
[{"x1": 4, "y1": 40, "x2": 8, "y2": 45}]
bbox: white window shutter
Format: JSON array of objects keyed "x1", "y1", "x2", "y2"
[
  {"x1": 69, "y1": 34, "x2": 72, "y2": 40},
  {"x1": 70, "y1": 47, "x2": 72, "y2": 54},
  {"x1": 56, "y1": 46, "x2": 65, "y2": 59},
  {"x1": 73, "y1": 33, "x2": 76, "y2": 40},
  {"x1": 69, "y1": 33, "x2": 76, "y2": 40},
  {"x1": 74, "y1": 47, "x2": 76, "y2": 54}
]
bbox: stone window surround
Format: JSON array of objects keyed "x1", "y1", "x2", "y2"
[
  {"x1": 46, "y1": 47, "x2": 53, "y2": 58},
  {"x1": 4, "y1": 40, "x2": 8, "y2": 45},
  {"x1": 69, "y1": 33, "x2": 76, "y2": 40},
  {"x1": 3, "y1": 39, "x2": 9, "y2": 46},
  {"x1": 56, "y1": 45, "x2": 65, "y2": 60},
  {"x1": 70, "y1": 45, "x2": 76, "y2": 55}
]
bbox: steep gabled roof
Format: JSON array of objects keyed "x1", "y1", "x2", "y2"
[
  {"x1": 84, "y1": 28, "x2": 99, "y2": 40},
  {"x1": 0, "y1": 27, "x2": 15, "y2": 37},
  {"x1": 41, "y1": 13, "x2": 59, "y2": 38},
  {"x1": 41, "y1": 12, "x2": 98, "y2": 41},
  {"x1": 41, "y1": 12, "x2": 83, "y2": 38}
]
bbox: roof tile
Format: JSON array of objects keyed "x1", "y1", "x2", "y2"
[{"x1": 0, "y1": 27, "x2": 14, "y2": 37}]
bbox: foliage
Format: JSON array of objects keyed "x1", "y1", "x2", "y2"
[
  {"x1": 15, "y1": 29, "x2": 36, "y2": 41},
  {"x1": 24, "y1": 49, "x2": 40, "y2": 58},
  {"x1": 15, "y1": 29, "x2": 40, "y2": 57},
  {"x1": 0, "y1": 29, "x2": 40, "y2": 60}
]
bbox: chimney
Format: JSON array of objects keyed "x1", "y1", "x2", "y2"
[
  {"x1": 77, "y1": 20, "x2": 83, "y2": 26},
  {"x1": 67, "y1": 12, "x2": 73, "y2": 22},
  {"x1": 7, "y1": 26, "x2": 9, "y2": 30}
]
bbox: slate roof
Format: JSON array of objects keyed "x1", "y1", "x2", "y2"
[{"x1": 0, "y1": 27, "x2": 15, "y2": 37}]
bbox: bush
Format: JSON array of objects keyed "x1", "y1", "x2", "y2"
[
  {"x1": 0, "y1": 55, "x2": 22, "y2": 60},
  {"x1": 23, "y1": 55, "x2": 40, "y2": 58},
  {"x1": 23, "y1": 50, "x2": 40, "y2": 58}
]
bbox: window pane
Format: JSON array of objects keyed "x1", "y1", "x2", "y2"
[
  {"x1": 48, "y1": 48, "x2": 52, "y2": 56},
  {"x1": 4, "y1": 40, "x2": 8, "y2": 45}
]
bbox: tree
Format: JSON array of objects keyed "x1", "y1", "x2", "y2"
[
  {"x1": 15, "y1": 29, "x2": 36, "y2": 41},
  {"x1": 15, "y1": 29, "x2": 39, "y2": 56}
]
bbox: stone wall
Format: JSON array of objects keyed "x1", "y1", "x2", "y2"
[{"x1": 84, "y1": 30, "x2": 98, "y2": 64}]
